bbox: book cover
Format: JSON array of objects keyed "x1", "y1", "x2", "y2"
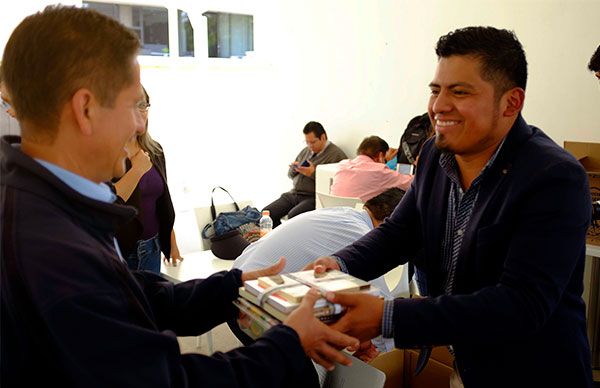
[
  {"x1": 289, "y1": 270, "x2": 371, "y2": 292},
  {"x1": 249, "y1": 270, "x2": 371, "y2": 305}
]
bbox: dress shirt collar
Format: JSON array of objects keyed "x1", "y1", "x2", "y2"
[
  {"x1": 35, "y1": 159, "x2": 116, "y2": 203},
  {"x1": 439, "y1": 137, "x2": 506, "y2": 191}
]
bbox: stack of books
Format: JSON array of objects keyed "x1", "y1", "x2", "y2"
[{"x1": 235, "y1": 270, "x2": 378, "y2": 339}]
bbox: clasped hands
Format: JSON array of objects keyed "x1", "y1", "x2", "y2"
[{"x1": 241, "y1": 256, "x2": 384, "y2": 369}]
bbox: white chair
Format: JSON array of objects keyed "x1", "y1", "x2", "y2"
[
  {"x1": 193, "y1": 200, "x2": 253, "y2": 251},
  {"x1": 316, "y1": 191, "x2": 363, "y2": 209},
  {"x1": 315, "y1": 163, "x2": 342, "y2": 208},
  {"x1": 383, "y1": 263, "x2": 410, "y2": 298}
]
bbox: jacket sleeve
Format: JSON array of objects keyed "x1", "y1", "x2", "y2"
[
  {"x1": 42, "y1": 267, "x2": 308, "y2": 387},
  {"x1": 133, "y1": 269, "x2": 242, "y2": 335}
]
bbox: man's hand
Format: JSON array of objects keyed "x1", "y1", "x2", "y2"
[
  {"x1": 241, "y1": 257, "x2": 286, "y2": 282},
  {"x1": 326, "y1": 292, "x2": 384, "y2": 343},
  {"x1": 294, "y1": 161, "x2": 315, "y2": 177},
  {"x1": 352, "y1": 340, "x2": 380, "y2": 363},
  {"x1": 285, "y1": 289, "x2": 359, "y2": 370},
  {"x1": 303, "y1": 256, "x2": 341, "y2": 276}
]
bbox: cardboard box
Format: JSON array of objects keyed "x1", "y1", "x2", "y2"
[{"x1": 564, "y1": 141, "x2": 600, "y2": 246}]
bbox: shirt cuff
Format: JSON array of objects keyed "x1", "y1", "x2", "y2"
[
  {"x1": 332, "y1": 255, "x2": 348, "y2": 273},
  {"x1": 382, "y1": 299, "x2": 395, "y2": 338}
]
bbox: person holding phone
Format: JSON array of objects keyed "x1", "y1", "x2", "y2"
[{"x1": 264, "y1": 121, "x2": 347, "y2": 228}]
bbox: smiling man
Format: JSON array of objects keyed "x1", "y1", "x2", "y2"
[
  {"x1": 308, "y1": 27, "x2": 593, "y2": 387},
  {"x1": 0, "y1": 6, "x2": 359, "y2": 388}
]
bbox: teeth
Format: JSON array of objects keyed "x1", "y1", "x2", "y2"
[{"x1": 436, "y1": 120, "x2": 459, "y2": 127}]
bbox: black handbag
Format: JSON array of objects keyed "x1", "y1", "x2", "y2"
[{"x1": 201, "y1": 187, "x2": 260, "y2": 260}]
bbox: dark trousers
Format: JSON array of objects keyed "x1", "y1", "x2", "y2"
[{"x1": 263, "y1": 191, "x2": 315, "y2": 228}]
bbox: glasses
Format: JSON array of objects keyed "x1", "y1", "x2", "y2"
[{"x1": 136, "y1": 101, "x2": 151, "y2": 112}]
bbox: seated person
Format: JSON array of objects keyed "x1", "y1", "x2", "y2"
[
  {"x1": 236, "y1": 187, "x2": 404, "y2": 296},
  {"x1": 263, "y1": 121, "x2": 347, "y2": 228},
  {"x1": 330, "y1": 136, "x2": 412, "y2": 201},
  {"x1": 232, "y1": 188, "x2": 406, "y2": 360}
]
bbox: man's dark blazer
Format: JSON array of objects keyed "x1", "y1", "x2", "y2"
[{"x1": 335, "y1": 115, "x2": 593, "y2": 387}]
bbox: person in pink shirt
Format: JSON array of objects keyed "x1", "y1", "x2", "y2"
[{"x1": 330, "y1": 136, "x2": 413, "y2": 202}]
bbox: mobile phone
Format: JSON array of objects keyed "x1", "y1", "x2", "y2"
[
  {"x1": 397, "y1": 163, "x2": 415, "y2": 175},
  {"x1": 300, "y1": 160, "x2": 310, "y2": 167}
]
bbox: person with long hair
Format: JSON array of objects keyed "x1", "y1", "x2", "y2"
[{"x1": 113, "y1": 86, "x2": 182, "y2": 273}]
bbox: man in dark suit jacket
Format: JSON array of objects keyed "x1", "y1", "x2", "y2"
[{"x1": 308, "y1": 27, "x2": 593, "y2": 387}]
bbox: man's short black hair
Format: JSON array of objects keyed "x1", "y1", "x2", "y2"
[
  {"x1": 588, "y1": 45, "x2": 600, "y2": 72},
  {"x1": 303, "y1": 121, "x2": 326, "y2": 138},
  {"x1": 364, "y1": 188, "x2": 405, "y2": 221},
  {"x1": 435, "y1": 26, "x2": 527, "y2": 97},
  {"x1": 357, "y1": 136, "x2": 389, "y2": 159}
]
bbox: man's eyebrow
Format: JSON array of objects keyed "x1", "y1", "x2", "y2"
[{"x1": 428, "y1": 82, "x2": 475, "y2": 89}]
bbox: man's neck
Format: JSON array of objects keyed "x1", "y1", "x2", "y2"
[
  {"x1": 21, "y1": 137, "x2": 99, "y2": 183},
  {"x1": 364, "y1": 207, "x2": 381, "y2": 228},
  {"x1": 454, "y1": 134, "x2": 508, "y2": 190}
]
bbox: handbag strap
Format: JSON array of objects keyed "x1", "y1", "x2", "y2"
[{"x1": 210, "y1": 186, "x2": 240, "y2": 220}]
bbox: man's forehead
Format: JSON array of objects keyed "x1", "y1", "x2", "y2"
[{"x1": 431, "y1": 55, "x2": 487, "y2": 85}]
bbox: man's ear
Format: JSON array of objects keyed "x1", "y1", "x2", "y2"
[
  {"x1": 71, "y1": 88, "x2": 94, "y2": 136},
  {"x1": 502, "y1": 87, "x2": 525, "y2": 117}
]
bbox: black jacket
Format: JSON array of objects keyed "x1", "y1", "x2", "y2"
[
  {"x1": 336, "y1": 116, "x2": 593, "y2": 387},
  {"x1": 1, "y1": 135, "x2": 309, "y2": 387}
]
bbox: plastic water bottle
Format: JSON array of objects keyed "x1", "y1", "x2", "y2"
[{"x1": 259, "y1": 210, "x2": 273, "y2": 237}]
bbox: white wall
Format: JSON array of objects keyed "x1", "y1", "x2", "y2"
[
  {"x1": 144, "y1": 0, "x2": 600, "y2": 216},
  {"x1": 2, "y1": 0, "x2": 599, "y2": 250}
]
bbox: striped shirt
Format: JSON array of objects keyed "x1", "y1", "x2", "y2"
[
  {"x1": 380, "y1": 141, "x2": 504, "y2": 338},
  {"x1": 440, "y1": 141, "x2": 504, "y2": 294},
  {"x1": 234, "y1": 207, "x2": 391, "y2": 297}
]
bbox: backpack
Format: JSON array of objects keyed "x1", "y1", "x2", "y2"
[{"x1": 397, "y1": 113, "x2": 433, "y2": 164}]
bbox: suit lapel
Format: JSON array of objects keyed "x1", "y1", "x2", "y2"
[
  {"x1": 424, "y1": 149, "x2": 451, "y2": 296},
  {"x1": 453, "y1": 115, "x2": 533, "y2": 290}
]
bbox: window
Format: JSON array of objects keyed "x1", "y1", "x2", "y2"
[
  {"x1": 178, "y1": 10, "x2": 194, "y2": 57},
  {"x1": 203, "y1": 12, "x2": 253, "y2": 58},
  {"x1": 84, "y1": 2, "x2": 170, "y2": 57}
]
